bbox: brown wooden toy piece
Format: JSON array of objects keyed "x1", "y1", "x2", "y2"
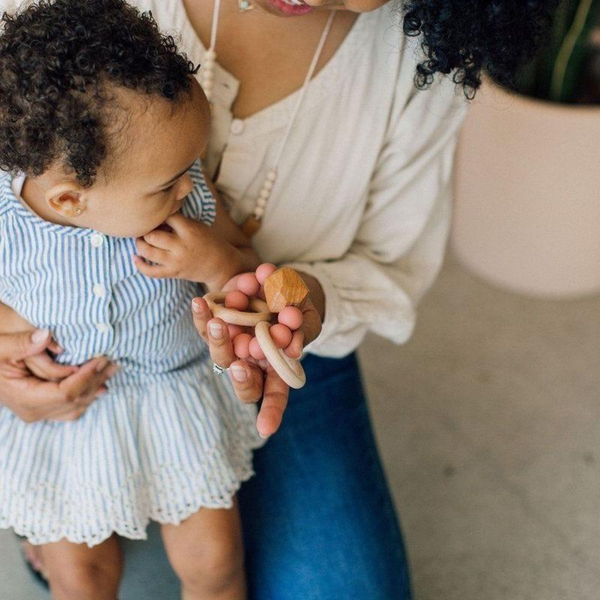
[{"x1": 263, "y1": 267, "x2": 310, "y2": 313}]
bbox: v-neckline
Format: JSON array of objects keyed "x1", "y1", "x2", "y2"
[{"x1": 176, "y1": 0, "x2": 369, "y2": 129}]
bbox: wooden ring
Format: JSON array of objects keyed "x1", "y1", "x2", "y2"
[
  {"x1": 255, "y1": 321, "x2": 306, "y2": 389},
  {"x1": 203, "y1": 292, "x2": 271, "y2": 327}
]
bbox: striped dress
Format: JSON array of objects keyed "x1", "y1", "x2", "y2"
[{"x1": 0, "y1": 164, "x2": 265, "y2": 547}]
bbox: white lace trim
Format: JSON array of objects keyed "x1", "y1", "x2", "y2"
[{"x1": 1, "y1": 440, "x2": 262, "y2": 547}]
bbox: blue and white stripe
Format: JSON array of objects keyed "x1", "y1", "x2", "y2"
[{"x1": 0, "y1": 164, "x2": 264, "y2": 547}]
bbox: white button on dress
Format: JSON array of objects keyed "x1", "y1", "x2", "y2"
[
  {"x1": 93, "y1": 284, "x2": 106, "y2": 298},
  {"x1": 91, "y1": 233, "x2": 105, "y2": 248}
]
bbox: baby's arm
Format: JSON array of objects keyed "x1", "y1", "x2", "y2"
[
  {"x1": 134, "y1": 193, "x2": 261, "y2": 291},
  {"x1": 207, "y1": 196, "x2": 261, "y2": 289}
]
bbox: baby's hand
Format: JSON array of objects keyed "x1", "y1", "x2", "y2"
[{"x1": 133, "y1": 214, "x2": 235, "y2": 287}]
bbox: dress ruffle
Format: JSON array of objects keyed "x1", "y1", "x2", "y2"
[{"x1": 0, "y1": 360, "x2": 265, "y2": 547}]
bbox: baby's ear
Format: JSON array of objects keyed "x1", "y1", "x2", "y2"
[{"x1": 45, "y1": 182, "x2": 87, "y2": 218}]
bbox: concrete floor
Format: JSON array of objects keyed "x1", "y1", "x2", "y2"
[{"x1": 2, "y1": 255, "x2": 600, "y2": 599}]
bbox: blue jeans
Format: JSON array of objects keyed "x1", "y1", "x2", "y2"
[{"x1": 238, "y1": 352, "x2": 412, "y2": 600}]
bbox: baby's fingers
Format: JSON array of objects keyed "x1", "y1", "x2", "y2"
[
  {"x1": 142, "y1": 228, "x2": 176, "y2": 250},
  {"x1": 133, "y1": 255, "x2": 170, "y2": 279},
  {"x1": 135, "y1": 238, "x2": 170, "y2": 265}
]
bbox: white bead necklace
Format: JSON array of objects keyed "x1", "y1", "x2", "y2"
[{"x1": 200, "y1": 1, "x2": 337, "y2": 237}]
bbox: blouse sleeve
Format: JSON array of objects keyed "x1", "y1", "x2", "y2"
[{"x1": 284, "y1": 75, "x2": 469, "y2": 358}]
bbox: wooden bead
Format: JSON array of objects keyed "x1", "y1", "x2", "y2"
[
  {"x1": 241, "y1": 215, "x2": 262, "y2": 238},
  {"x1": 263, "y1": 267, "x2": 310, "y2": 313}
]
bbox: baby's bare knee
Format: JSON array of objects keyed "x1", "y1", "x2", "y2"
[
  {"x1": 175, "y1": 536, "x2": 245, "y2": 595},
  {"x1": 45, "y1": 551, "x2": 121, "y2": 600}
]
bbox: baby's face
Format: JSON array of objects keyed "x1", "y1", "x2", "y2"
[{"x1": 37, "y1": 79, "x2": 210, "y2": 238}]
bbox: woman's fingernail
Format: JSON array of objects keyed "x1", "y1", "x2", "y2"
[
  {"x1": 192, "y1": 299, "x2": 202, "y2": 313},
  {"x1": 259, "y1": 432, "x2": 270, "y2": 440},
  {"x1": 31, "y1": 329, "x2": 50, "y2": 344},
  {"x1": 106, "y1": 365, "x2": 120, "y2": 377},
  {"x1": 96, "y1": 357, "x2": 109, "y2": 372},
  {"x1": 209, "y1": 322, "x2": 223, "y2": 339},
  {"x1": 231, "y1": 366, "x2": 247, "y2": 382}
]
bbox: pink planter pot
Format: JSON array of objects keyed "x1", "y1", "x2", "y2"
[{"x1": 451, "y1": 81, "x2": 600, "y2": 298}]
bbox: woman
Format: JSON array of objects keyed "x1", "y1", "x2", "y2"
[{"x1": 0, "y1": 0, "x2": 556, "y2": 598}]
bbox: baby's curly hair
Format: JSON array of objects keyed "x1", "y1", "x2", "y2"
[
  {"x1": 0, "y1": 0, "x2": 198, "y2": 186},
  {"x1": 402, "y1": 0, "x2": 560, "y2": 98}
]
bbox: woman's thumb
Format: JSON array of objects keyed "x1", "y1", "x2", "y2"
[{"x1": 0, "y1": 329, "x2": 51, "y2": 361}]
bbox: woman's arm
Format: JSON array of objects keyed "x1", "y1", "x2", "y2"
[
  {"x1": 284, "y1": 75, "x2": 469, "y2": 356},
  {"x1": 0, "y1": 301, "x2": 32, "y2": 333}
]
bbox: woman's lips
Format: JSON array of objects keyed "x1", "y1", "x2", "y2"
[{"x1": 267, "y1": 0, "x2": 315, "y2": 15}]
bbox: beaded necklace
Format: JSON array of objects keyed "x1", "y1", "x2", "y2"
[{"x1": 199, "y1": 0, "x2": 337, "y2": 237}]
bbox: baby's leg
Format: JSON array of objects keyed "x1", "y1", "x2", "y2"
[
  {"x1": 161, "y1": 496, "x2": 246, "y2": 600},
  {"x1": 38, "y1": 534, "x2": 123, "y2": 600}
]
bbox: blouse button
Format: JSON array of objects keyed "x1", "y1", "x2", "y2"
[
  {"x1": 230, "y1": 119, "x2": 244, "y2": 135},
  {"x1": 90, "y1": 233, "x2": 105, "y2": 248},
  {"x1": 93, "y1": 284, "x2": 106, "y2": 298},
  {"x1": 96, "y1": 323, "x2": 110, "y2": 334}
]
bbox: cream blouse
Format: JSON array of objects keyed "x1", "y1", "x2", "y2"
[{"x1": 1, "y1": 0, "x2": 469, "y2": 358}]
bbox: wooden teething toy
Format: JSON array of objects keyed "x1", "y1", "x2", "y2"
[
  {"x1": 203, "y1": 267, "x2": 309, "y2": 389},
  {"x1": 203, "y1": 292, "x2": 271, "y2": 326}
]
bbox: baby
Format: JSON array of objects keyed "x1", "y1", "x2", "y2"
[{"x1": 0, "y1": 0, "x2": 266, "y2": 598}]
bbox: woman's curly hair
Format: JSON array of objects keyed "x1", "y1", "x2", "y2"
[
  {"x1": 0, "y1": 0, "x2": 198, "y2": 186},
  {"x1": 402, "y1": 0, "x2": 561, "y2": 98}
]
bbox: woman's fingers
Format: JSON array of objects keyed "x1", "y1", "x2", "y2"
[
  {"x1": 23, "y1": 352, "x2": 78, "y2": 381},
  {"x1": 299, "y1": 297, "x2": 322, "y2": 346},
  {"x1": 227, "y1": 360, "x2": 265, "y2": 404},
  {"x1": 206, "y1": 317, "x2": 237, "y2": 369},
  {"x1": 0, "y1": 329, "x2": 53, "y2": 362},
  {"x1": 57, "y1": 357, "x2": 116, "y2": 403},
  {"x1": 191, "y1": 297, "x2": 213, "y2": 342},
  {"x1": 255, "y1": 366, "x2": 289, "y2": 438}
]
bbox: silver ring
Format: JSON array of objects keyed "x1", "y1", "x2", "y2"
[{"x1": 212, "y1": 363, "x2": 230, "y2": 375}]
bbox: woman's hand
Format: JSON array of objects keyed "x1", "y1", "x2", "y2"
[
  {"x1": 192, "y1": 264, "x2": 323, "y2": 438},
  {"x1": 0, "y1": 327, "x2": 118, "y2": 423}
]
